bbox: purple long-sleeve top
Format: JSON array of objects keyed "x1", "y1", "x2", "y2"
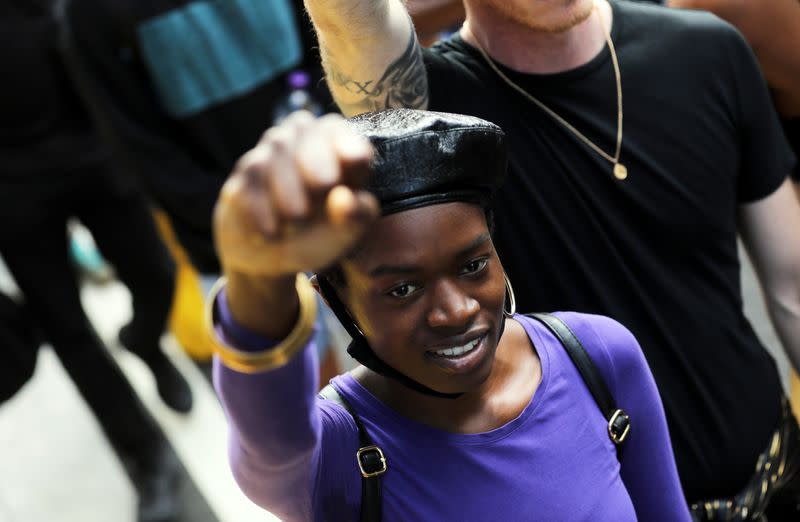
[{"x1": 214, "y1": 302, "x2": 691, "y2": 522}]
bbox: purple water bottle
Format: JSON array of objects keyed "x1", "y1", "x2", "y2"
[{"x1": 273, "y1": 70, "x2": 323, "y2": 124}]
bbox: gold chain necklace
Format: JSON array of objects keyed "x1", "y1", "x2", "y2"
[{"x1": 472, "y1": 5, "x2": 628, "y2": 180}]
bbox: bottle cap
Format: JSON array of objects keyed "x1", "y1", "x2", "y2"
[{"x1": 287, "y1": 70, "x2": 310, "y2": 90}]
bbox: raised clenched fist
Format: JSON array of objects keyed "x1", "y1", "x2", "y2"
[{"x1": 213, "y1": 111, "x2": 379, "y2": 278}]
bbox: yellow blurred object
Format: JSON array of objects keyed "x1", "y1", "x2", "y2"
[
  {"x1": 153, "y1": 210, "x2": 214, "y2": 362},
  {"x1": 792, "y1": 371, "x2": 800, "y2": 419}
]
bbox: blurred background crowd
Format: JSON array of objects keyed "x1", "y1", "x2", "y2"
[{"x1": 0, "y1": 0, "x2": 797, "y2": 521}]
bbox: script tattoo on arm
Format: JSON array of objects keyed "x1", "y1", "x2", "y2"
[{"x1": 324, "y1": 24, "x2": 429, "y2": 114}]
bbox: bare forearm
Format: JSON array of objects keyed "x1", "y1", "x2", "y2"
[
  {"x1": 304, "y1": 0, "x2": 392, "y2": 37},
  {"x1": 766, "y1": 288, "x2": 800, "y2": 373},
  {"x1": 738, "y1": 179, "x2": 800, "y2": 373},
  {"x1": 304, "y1": 0, "x2": 429, "y2": 116}
]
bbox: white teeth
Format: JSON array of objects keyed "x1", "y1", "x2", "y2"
[{"x1": 433, "y1": 337, "x2": 481, "y2": 357}]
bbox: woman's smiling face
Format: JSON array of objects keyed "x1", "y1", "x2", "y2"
[{"x1": 337, "y1": 202, "x2": 507, "y2": 395}]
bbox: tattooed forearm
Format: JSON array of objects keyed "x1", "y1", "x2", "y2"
[{"x1": 322, "y1": 25, "x2": 429, "y2": 114}]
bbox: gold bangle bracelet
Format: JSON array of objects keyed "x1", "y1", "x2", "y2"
[{"x1": 204, "y1": 273, "x2": 318, "y2": 374}]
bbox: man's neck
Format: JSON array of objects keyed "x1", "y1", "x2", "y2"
[{"x1": 460, "y1": 0, "x2": 613, "y2": 74}]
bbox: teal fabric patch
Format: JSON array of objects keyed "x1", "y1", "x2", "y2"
[{"x1": 137, "y1": 0, "x2": 302, "y2": 117}]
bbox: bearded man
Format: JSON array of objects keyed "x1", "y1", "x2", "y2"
[{"x1": 302, "y1": 0, "x2": 800, "y2": 517}]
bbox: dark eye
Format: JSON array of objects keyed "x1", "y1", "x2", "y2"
[
  {"x1": 460, "y1": 258, "x2": 489, "y2": 276},
  {"x1": 388, "y1": 283, "x2": 420, "y2": 298}
]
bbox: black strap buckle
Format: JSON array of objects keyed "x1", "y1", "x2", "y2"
[
  {"x1": 357, "y1": 445, "x2": 387, "y2": 478},
  {"x1": 608, "y1": 409, "x2": 631, "y2": 445}
]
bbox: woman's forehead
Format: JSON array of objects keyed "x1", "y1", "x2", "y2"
[{"x1": 351, "y1": 202, "x2": 490, "y2": 267}]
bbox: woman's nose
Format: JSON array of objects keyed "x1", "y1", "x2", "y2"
[{"x1": 426, "y1": 279, "x2": 479, "y2": 329}]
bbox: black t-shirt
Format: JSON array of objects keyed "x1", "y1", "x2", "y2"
[
  {"x1": 0, "y1": 1, "x2": 105, "y2": 180},
  {"x1": 425, "y1": 0, "x2": 795, "y2": 502}
]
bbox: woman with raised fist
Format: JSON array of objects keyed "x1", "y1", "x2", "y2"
[{"x1": 209, "y1": 109, "x2": 690, "y2": 522}]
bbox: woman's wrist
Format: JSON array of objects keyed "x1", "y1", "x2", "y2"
[
  {"x1": 225, "y1": 270, "x2": 299, "y2": 339},
  {"x1": 216, "y1": 288, "x2": 281, "y2": 351},
  {"x1": 206, "y1": 272, "x2": 319, "y2": 373}
]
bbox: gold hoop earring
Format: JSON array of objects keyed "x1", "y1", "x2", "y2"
[{"x1": 503, "y1": 273, "x2": 516, "y2": 317}]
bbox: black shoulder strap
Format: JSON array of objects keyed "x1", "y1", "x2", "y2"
[
  {"x1": 527, "y1": 313, "x2": 631, "y2": 446},
  {"x1": 319, "y1": 384, "x2": 385, "y2": 522}
]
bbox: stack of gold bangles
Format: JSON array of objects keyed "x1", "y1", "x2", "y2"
[{"x1": 204, "y1": 272, "x2": 318, "y2": 373}]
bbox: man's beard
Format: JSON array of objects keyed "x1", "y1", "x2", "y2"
[{"x1": 486, "y1": 0, "x2": 595, "y2": 33}]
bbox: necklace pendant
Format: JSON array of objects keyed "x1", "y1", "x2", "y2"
[{"x1": 613, "y1": 163, "x2": 628, "y2": 180}]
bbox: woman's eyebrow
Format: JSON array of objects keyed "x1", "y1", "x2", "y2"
[
  {"x1": 456, "y1": 233, "x2": 491, "y2": 258},
  {"x1": 368, "y1": 264, "x2": 419, "y2": 277}
]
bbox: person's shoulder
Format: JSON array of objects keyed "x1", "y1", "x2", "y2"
[
  {"x1": 553, "y1": 312, "x2": 635, "y2": 347},
  {"x1": 424, "y1": 33, "x2": 481, "y2": 71},
  {"x1": 424, "y1": 34, "x2": 489, "y2": 108},
  {"x1": 317, "y1": 377, "x2": 361, "y2": 435},
  {"x1": 616, "y1": 0, "x2": 745, "y2": 49},
  {"x1": 550, "y1": 312, "x2": 643, "y2": 373},
  {"x1": 426, "y1": 33, "x2": 470, "y2": 57},
  {"x1": 618, "y1": 0, "x2": 723, "y2": 28},
  {"x1": 522, "y1": 312, "x2": 650, "y2": 399}
]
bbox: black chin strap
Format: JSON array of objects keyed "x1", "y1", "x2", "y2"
[
  {"x1": 317, "y1": 276, "x2": 464, "y2": 399},
  {"x1": 345, "y1": 337, "x2": 462, "y2": 399}
]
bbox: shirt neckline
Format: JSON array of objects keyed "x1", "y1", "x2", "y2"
[{"x1": 447, "y1": 0, "x2": 624, "y2": 86}]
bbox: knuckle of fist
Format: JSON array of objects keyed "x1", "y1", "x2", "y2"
[
  {"x1": 320, "y1": 116, "x2": 347, "y2": 133},
  {"x1": 216, "y1": 189, "x2": 238, "y2": 214},
  {"x1": 288, "y1": 110, "x2": 314, "y2": 125},
  {"x1": 319, "y1": 113, "x2": 343, "y2": 125},
  {"x1": 233, "y1": 152, "x2": 254, "y2": 172},
  {"x1": 221, "y1": 176, "x2": 242, "y2": 196},
  {"x1": 267, "y1": 133, "x2": 292, "y2": 155},
  {"x1": 243, "y1": 162, "x2": 268, "y2": 186},
  {"x1": 260, "y1": 127, "x2": 277, "y2": 142}
]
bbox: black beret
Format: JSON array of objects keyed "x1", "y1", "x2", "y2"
[{"x1": 345, "y1": 109, "x2": 507, "y2": 215}]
